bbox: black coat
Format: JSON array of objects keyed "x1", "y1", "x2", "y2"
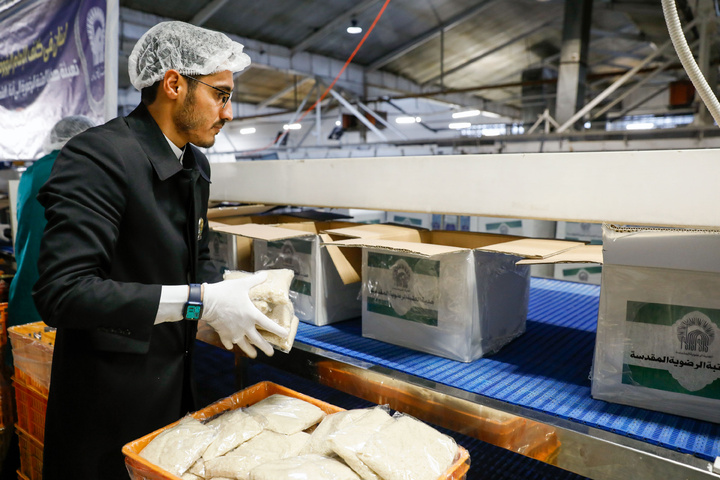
[{"x1": 33, "y1": 103, "x2": 223, "y2": 479}]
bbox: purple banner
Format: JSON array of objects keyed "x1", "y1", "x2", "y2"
[{"x1": 0, "y1": 0, "x2": 108, "y2": 160}]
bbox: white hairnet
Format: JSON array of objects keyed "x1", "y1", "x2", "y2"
[
  {"x1": 43, "y1": 115, "x2": 96, "y2": 153},
  {"x1": 127, "y1": 21, "x2": 251, "y2": 90}
]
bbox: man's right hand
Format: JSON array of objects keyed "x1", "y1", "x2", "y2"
[{"x1": 202, "y1": 271, "x2": 289, "y2": 357}]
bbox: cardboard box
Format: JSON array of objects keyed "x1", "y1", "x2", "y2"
[
  {"x1": 554, "y1": 222, "x2": 603, "y2": 284},
  {"x1": 553, "y1": 263, "x2": 602, "y2": 285},
  {"x1": 470, "y1": 217, "x2": 556, "y2": 239},
  {"x1": 328, "y1": 208, "x2": 387, "y2": 224},
  {"x1": 555, "y1": 221, "x2": 603, "y2": 243},
  {"x1": 209, "y1": 222, "x2": 419, "y2": 326},
  {"x1": 439, "y1": 215, "x2": 471, "y2": 232},
  {"x1": 591, "y1": 225, "x2": 720, "y2": 423},
  {"x1": 329, "y1": 229, "x2": 586, "y2": 362},
  {"x1": 470, "y1": 217, "x2": 524, "y2": 235},
  {"x1": 387, "y1": 211, "x2": 436, "y2": 229},
  {"x1": 208, "y1": 212, "x2": 324, "y2": 272}
]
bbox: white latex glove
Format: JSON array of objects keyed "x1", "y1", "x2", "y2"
[{"x1": 202, "y1": 271, "x2": 290, "y2": 358}]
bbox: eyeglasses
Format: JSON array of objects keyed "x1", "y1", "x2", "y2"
[{"x1": 181, "y1": 74, "x2": 233, "y2": 109}]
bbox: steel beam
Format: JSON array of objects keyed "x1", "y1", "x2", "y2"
[
  {"x1": 423, "y1": 18, "x2": 556, "y2": 86},
  {"x1": 211, "y1": 149, "x2": 720, "y2": 229},
  {"x1": 290, "y1": 0, "x2": 383, "y2": 54},
  {"x1": 329, "y1": 89, "x2": 388, "y2": 141},
  {"x1": 190, "y1": 0, "x2": 231, "y2": 26},
  {"x1": 556, "y1": 18, "x2": 699, "y2": 133},
  {"x1": 554, "y1": 0, "x2": 593, "y2": 127},
  {"x1": 366, "y1": 0, "x2": 499, "y2": 71}
]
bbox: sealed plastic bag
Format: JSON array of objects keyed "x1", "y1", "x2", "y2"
[
  {"x1": 302, "y1": 408, "x2": 371, "y2": 456},
  {"x1": 206, "y1": 431, "x2": 310, "y2": 479},
  {"x1": 224, "y1": 269, "x2": 299, "y2": 353},
  {"x1": 203, "y1": 408, "x2": 264, "y2": 460},
  {"x1": 328, "y1": 406, "x2": 393, "y2": 480},
  {"x1": 358, "y1": 413, "x2": 458, "y2": 480},
  {"x1": 249, "y1": 454, "x2": 361, "y2": 480},
  {"x1": 245, "y1": 394, "x2": 326, "y2": 435},
  {"x1": 139, "y1": 416, "x2": 217, "y2": 476}
]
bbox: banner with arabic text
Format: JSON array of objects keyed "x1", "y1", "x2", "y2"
[{"x1": 0, "y1": 0, "x2": 113, "y2": 160}]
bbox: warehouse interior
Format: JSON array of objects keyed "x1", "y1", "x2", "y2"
[
  {"x1": 116, "y1": 0, "x2": 720, "y2": 160},
  {"x1": 1, "y1": 0, "x2": 720, "y2": 479}
]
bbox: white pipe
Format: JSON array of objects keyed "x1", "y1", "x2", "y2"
[{"x1": 661, "y1": 0, "x2": 720, "y2": 126}]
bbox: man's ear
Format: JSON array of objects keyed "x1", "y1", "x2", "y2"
[{"x1": 162, "y1": 70, "x2": 182, "y2": 101}]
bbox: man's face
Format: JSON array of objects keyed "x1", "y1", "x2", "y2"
[{"x1": 173, "y1": 70, "x2": 234, "y2": 148}]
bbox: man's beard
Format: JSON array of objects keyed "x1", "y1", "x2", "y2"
[{"x1": 173, "y1": 91, "x2": 224, "y2": 148}]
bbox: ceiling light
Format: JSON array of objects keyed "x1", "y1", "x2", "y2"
[
  {"x1": 625, "y1": 122, "x2": 655, "y2": 130},
  {"x1": 283, "y1": 123, "x2": 302, "y2": 130},
  {"x1": 395, "y1": 116, "x2": 421, "y2": 124},
  {"x1": 481, "y1": 110, "x2": 501, "y2": 118},
  {"x1": 239, "y1": 127, "x2": 256, "y2": 135},
  {"x1": 482, "y1": 129, "x2": 504, "y2": 136},
  {"x1": 347, "y1": 19, "x2": 362, "y2": 35},
  {"x1": 449, "y1": 122, "x2": 471, "y2": 130},
  {"x1": 452, "y1": 109, "x2": 480, "y2": 119}
]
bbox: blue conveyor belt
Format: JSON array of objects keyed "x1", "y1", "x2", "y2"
[{"x1": 293, "y1": 277, "x2": 720, "y2": 463}]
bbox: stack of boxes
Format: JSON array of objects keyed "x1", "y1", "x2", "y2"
[
  {"x1": 327, "y1": 228, "x2": 590, "y2": 362},
  {"x1": 8, "y1": 322, "x2": 55, "y2": 480},
  {"x1": 210, "y1": 211, "x2": 599, "y2": 361},
  {"x1": 0, "y1": 304, "x2": 12, "y2": 466},
  {"x1": 209, "y1": 220, "x2": 420, "y2": 326}
]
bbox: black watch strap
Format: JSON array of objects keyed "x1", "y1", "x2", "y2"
[{"x1": 183, "y1": 283, "x2": 204, "y2": 320}]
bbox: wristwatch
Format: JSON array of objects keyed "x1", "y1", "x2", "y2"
[{"x1": 183, "y1": 283, "x2": 204, "y2": 320}]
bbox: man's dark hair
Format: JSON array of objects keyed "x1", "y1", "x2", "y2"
[
  {"x1": 141, "y1": 81, "x2": 161, "y2": 106},
  {"x1": 141, "y1": 77, "x2": 197, "y2": 106}
]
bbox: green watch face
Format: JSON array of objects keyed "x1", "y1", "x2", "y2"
[{"x1": 185, "y1": 304, "x2": 202, "y2": 320}]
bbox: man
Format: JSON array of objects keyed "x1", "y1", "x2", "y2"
[
  {"x1": 10, "y1": 116, "x2": 95, "y2": 330},
  {"x1": 32, "y1": 22, "x2": 288, "y2": 479}
]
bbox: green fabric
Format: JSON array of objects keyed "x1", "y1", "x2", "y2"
[{"x1": 9, "y1": 151, "x2": 58, "y2": 328}]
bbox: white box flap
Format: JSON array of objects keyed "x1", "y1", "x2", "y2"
[{"x1": 603, "y1": 225, "x2": 720, "y2": 273}]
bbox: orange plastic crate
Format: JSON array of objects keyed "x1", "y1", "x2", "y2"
[
  {"x1": 12, "y1": 376, "x2": 47, "y2": 444},
  {"x1": 8, "y1": 322, "x2": 55, "y2": 396},
  {"x1": 123, "y1": 381, "x2": 470, "y2": 480},
  {"x1": 17, "y1": 425, "x2": 43, "y2": 480},
  {"x1": 0, "y1": 372, "x2": 13, "y2": 430},
  {"x1": 0, "y1": 302, "x2": 7, "y2": 353},
  {"x1": 315, "y1": 361, "x2": 561, "y2": 462},
  {"x1": 317, "y1": 362, "x2": 527, "y2": 445}
]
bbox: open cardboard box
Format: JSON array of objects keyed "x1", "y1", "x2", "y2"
[
  {"x1": 327, "y1": 227, "x2": 593, "y2": 362},
  {"x1": 591, "y1": 224, "x2": 720, "y2": 423},
  {"x1": 209, "y1": 221, "x2": 422, "y2": 326},
  {"x1": 208, "y1": 210, "x2": 332, "y2": 272}
]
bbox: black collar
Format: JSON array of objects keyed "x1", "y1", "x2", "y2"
[{"x1": 125, "y1": 103, "x2": 211, "y2": 183}]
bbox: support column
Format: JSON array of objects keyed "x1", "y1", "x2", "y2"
[
  {"x1": 555, "y1": 0, "x2": 593, "y2": 129},
  {"x1": 694, "y1": 0, "x2": 717, "y2": 126}
]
